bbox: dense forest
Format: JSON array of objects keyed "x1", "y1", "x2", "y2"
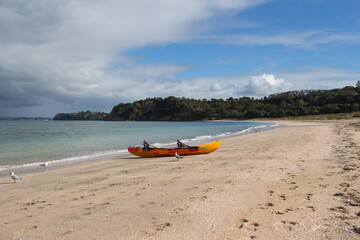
[
  {"x1": 54, "y1": 111, "x2": 108, "y2": 120},
  {"x1": 105, "y1": 84, "x2": 360, "y2": 121},
  {"x1": 53, "y1": 84, "x2": 360, "y2": 121}
]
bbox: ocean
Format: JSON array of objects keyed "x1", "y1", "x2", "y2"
[{"x1": 0, "y1": 120, "x2": 277, "y2": 170}]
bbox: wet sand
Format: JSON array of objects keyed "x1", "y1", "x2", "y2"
[{"x1": 0, "y1": 120, "x2": 359, "y2": 239}]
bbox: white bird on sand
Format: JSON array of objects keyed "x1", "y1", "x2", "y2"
[
  {"x1": 175, "y1": 152, "x2": 183, "y2": 160},
  {"x1": 40, "y1": 162, "x2": 48, "y2": 167},
  {"x1": 10, "y1": 172, "x2": 21, "y2": 183}
]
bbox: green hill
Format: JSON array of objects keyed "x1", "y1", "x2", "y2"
[
  {"x1": 54, "y1": 84, "x2": 360, "y2": 121},
  {"x1": 105, "y1": 85, "x2": 360, "y2": 121}
]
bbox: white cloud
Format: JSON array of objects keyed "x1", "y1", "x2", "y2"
[
  {"x1": 279, "y1": 68, "x2": 360, "y2": 90},
  {"x1": 0, "y1": 0, "x2": 269, "y2": 116},
  {"x1": 209, "y1": 31, "x2": 360, "y2": 49},
  {"x1": 244, "y1": 74, "x2": 291, "y2": 96},
  {"x1": 210, "y1": 83, "x2": 223, "y2": 91}
]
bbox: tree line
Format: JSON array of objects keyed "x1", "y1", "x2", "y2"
[
  {"x1": 54, "y1": 111, "x2": 108, "y2": 120},
  {"x1": 105, "y1": 84, "x2": 360, "y2": 121}
]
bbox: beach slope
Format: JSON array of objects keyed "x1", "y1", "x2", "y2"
[{"x1": 0, "y1": 120, "x2": 359, "y2": 239}]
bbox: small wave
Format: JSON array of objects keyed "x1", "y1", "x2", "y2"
[
  {"x1": 174, "y1": 123, "x2": 278, "y2": 145},
  {"x1": 0, "y1": 149, "x2": 129, "y2": 170},
  {"x1": 0, "y1": 166, "x2": 9, "y2": 171}
]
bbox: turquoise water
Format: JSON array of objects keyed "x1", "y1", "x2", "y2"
[{"x1": 0, "y1": 120, "x2": 275, "y2": 168}]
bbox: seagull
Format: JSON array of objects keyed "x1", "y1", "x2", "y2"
[
  {"x1": 40, "y1": 162, "x2": 48, "y2": 167},
  {"x1": 10, "y1": 172, "x2": 21, "y2": 183},
  {"x1": 175, "y1": 152, "x2": 183, "y2": 160}
]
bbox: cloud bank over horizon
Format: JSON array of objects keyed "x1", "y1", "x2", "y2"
[{"x1": 0, "y1": 0, "x2": 359, "y2": 117}]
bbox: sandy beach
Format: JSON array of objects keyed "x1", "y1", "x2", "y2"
[{"x1": 0, "y1": 120, "x2": 359, "y2": 240}]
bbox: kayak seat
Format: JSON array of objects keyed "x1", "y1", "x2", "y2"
[{"x1": 188, "y1": 146, "x2": 199, "y2": 151}]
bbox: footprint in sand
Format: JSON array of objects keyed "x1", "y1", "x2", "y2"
[
  {"x1": 343, "y1": 165, "x2": 357, "y2": 171},
  {"x1": 349, "y1": 174, "x2": 359, "y2": 181},
  {"x1": 302, "y1": 206, "x2": 315, "y2": 212},
  {"x1": 267, "y1": 190, "x2": 274, "y2": 196},
  {"x1": 185, "y1": 186, "x2": 199, "y2": 192},
  {"x1": 61, "y1": 230, "x2": 71, "y2": 236},
  {"x1": 171, "y1": 207, "x2": 184, "y2": 214},
  {"x1": 109, "y1": 182, "x2": 122, "y2": 187},
  {"x1": 199, "y1": 195, "x2": 208, "y2": 201},
  {"x1": 24, "y1": 200, "x2": 46, "y2": 206},
  {"x1": 156, "y1": 222, "x2": 171, "y2": 231},
  {"x1": 333, "y1": 192, "x2": 344, "y2": 197},
  {"x1": 329, "y1": 206, "x2": 348, "y2": 213},
  {"x1": 339, "y1": 182, "x2": 350, "y2": 188},
  {"x1": 234, "y1": 218, "x2": 260, "y2": 232},
  {"x1": 305, "y1": 193, "x2": 313, "y2": 201},
  {"x1": 236, "y1": 220, "x2": 260, "y2": 239},
  {"x1": 141, "y1": 202, "x2": 155, "y2": 208},
  {"x1": 272, "y1": 208, "x2": 293, "y2": 215},
  {"x1": 278, "y1": 194, "x2": 286, "y2": 201},
  {"x1": 257, "y1": 202, "x2": 274, "y2": 209},
  {"x1": 289, "y1": 185, "x2": 299, "y2": 190},
  {"x1": 274, "y1": 220, "x2": 298, "y2": 231},
  {"x1": 202, "y1": 187, "x2": 212, "y2": 192},
  {"x1": 285, "y1": 173, "x2": 295, "y2": 178}
]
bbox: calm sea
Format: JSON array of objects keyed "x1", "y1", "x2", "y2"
[{"x1": 0, "y1": 120, "x2": 276, "y2": 169}]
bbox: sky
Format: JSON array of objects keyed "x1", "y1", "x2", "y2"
[{"x1": 0, "y1": 0, "x2": 359, "y2": 117}]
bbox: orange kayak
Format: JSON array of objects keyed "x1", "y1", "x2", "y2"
[{"x1": 128, "y1": 141, "x2": 221, "y2": 158}]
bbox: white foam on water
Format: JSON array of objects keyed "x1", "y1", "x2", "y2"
[
  {"x1": 1, "y1": 149, "x2": 128, "y2": 171},
  {"x1": 154, "y1": 122, "x2": 280, "y2": 146}
]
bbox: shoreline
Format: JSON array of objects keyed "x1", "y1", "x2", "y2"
[
  {"x1": 0, "y1": 121, "x2": 279, "y2": 177},
  {"x1": 1, "y1": 119, "x2": 359, "y2": 239}
]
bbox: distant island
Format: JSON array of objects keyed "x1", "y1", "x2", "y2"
[
  {"x1": 53, "y1": 111, "x2": 108, "y2": 120},
  {"x1": 54, "y1": 84, "x2": 360, "y2": 121}
]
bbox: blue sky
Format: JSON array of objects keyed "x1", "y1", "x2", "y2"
[
  {"x1": 0, "y1": 0, "x2": 359, "y2": 117},
  {"x1": 128, "y1": 0, "x2": 360, "y2": 77}
]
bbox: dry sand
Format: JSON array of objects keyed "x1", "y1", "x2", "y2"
[{"x1": 0, "y1": 120, "x2": 359, "y2": 240}]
